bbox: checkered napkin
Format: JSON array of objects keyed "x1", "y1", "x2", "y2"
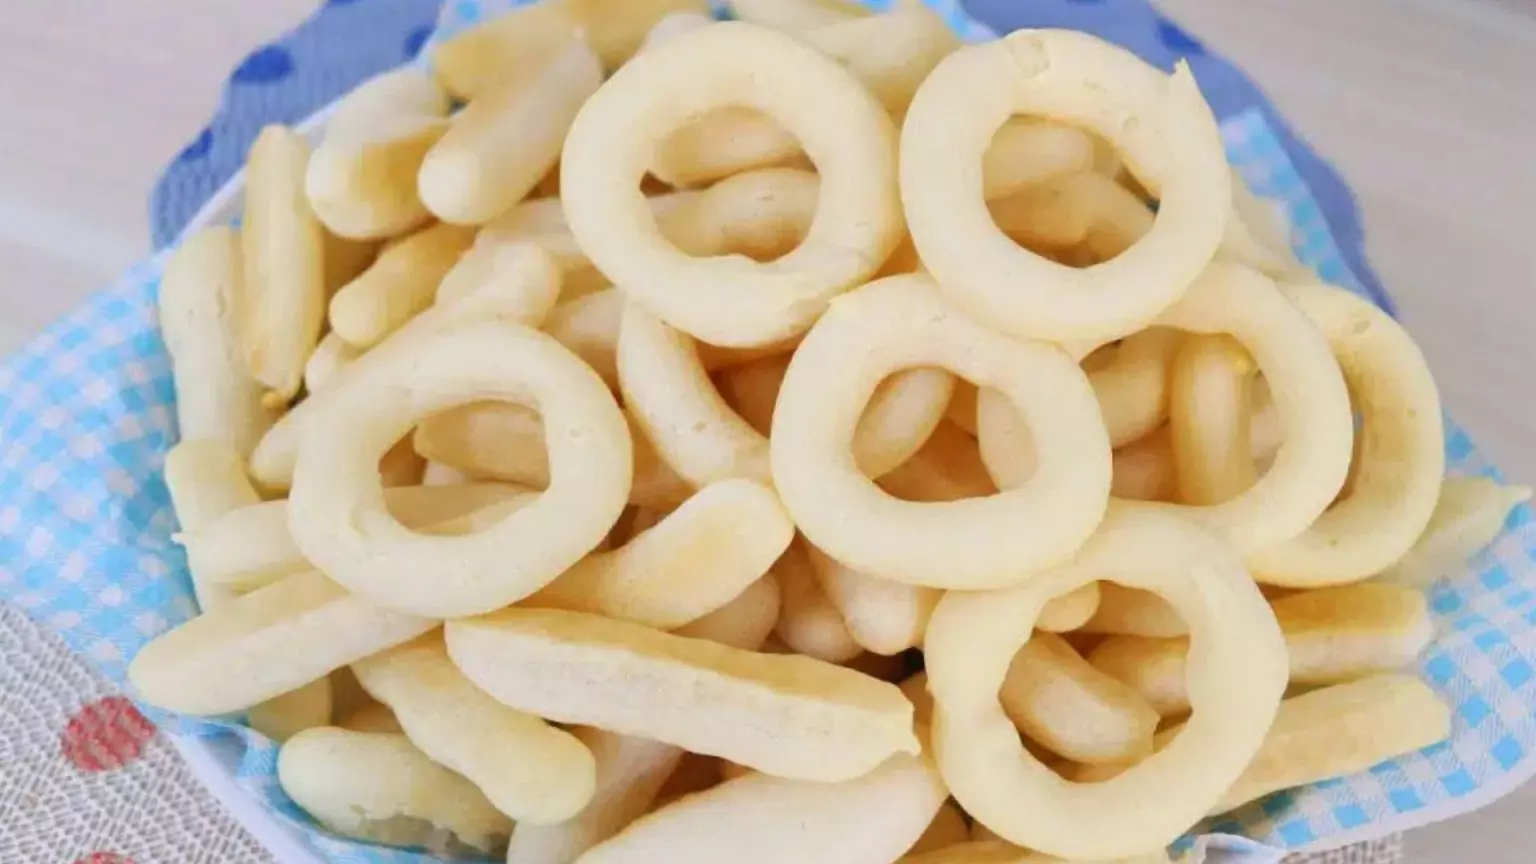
[{"x1": 4, "y1": 0, "x2": 1530, "y2": 862}]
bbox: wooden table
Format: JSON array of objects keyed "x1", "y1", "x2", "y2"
[{"x1": 0, "y1": 1, "x2": 1532, "y2": 860}]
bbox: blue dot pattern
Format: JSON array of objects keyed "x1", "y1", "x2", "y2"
[
  {"x1": 231, "y1": 46, "x2": 297, "y2": 84},
  {"x1": 25, "y1": 0, "x2": 1520, "y2": 861}
]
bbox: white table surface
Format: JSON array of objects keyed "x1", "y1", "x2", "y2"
[{"x1": 0, "y1": 0, "x2": 1532, "y2": 861}]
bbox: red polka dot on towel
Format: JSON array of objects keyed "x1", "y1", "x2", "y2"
[
  {"x1": 61, "y1": 696, "x2": 156, "y2": 772},
  {"x1": 72, "y1": 853, "x2": 134, "y2": 864}
]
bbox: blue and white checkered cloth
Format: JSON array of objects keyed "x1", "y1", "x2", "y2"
[{"x1": 5, "y1": 1, "x2": 1532, "y2": 862}]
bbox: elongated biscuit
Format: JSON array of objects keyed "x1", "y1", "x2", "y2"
[
  {"x1": 163, "y1": 440, "x2": 263, "y2": 610},
  {"x1": 1378, "y1": 476, "x2": 1531, "y2": 588},
  {"x1": 328, "y1": 221, "x2": 477, "y2": 348},
  {"x1": 240, "y1": 125, "x2": 326, "y2": 405},
  {"x1": 1089, "y1": 583, "x2": 1434, "y2": 716},
  {"x1": 504, "y1": 576, "x2": 782, "y2": 864},
  {"x1": 129, "y1": 570, "x2": 437, "y2": 716},
  {"x1": 1208, "y1": 674, "x2": 1450, "y2": 814},
  {"x1": 901, "y1": 841, "x2": 1170, "y2": 863},
  {"x1": 278, "y1": 727, "x2": 511, "y2": 855},
  {"x1": 422, "y1": 40, "x2": 603, "y2": 225},
  {"x1": 527, "y1": 480, "x2": 794, "y2": 629},
  {"x1": 412, "y1": 403, "x2": 693, "y2": 511},
  {"x1": 578, "y1": 751, "x2": 945, "y2": 864},
  {"x1": 998, "y1": 632, "x2": 1159, "y2": 765},
  {"x1": 1066, "y1": 675, "x2": 1451, "y2": 817},
  {"x1": 159, "y1": 228, "x2": 276, "y2": 456},
  {"x1": 805, "y1": 542, "x2": 938, "y2": 657},
  {"x1": 353, "y1": 634, "x2": 596, "y2": 824},
  {"x1": 445, "y1": 607, "x2": 917, "y2": 782},
  {"x1": 773, "y1": 539, "x2": 862, "y2": 663}
]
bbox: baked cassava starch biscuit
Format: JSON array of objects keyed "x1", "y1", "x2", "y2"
[
  {"x1": 576, "y1": 751, "x2": 945, "y2": 864},
  {"x1": 996, "y1": 631, "x2": 1159, "y2": 765},
  {"x1": 505, "y1": 575, "x2": 781, "y2": 864},
  {"x1": 772, "y1": 275, "x2": 1111, "y2": 589},
  {"x1": 239, "y1": 125, "x2": 326, "y2": 405},
  {"x1": 925, "y1": 504, "x2": 1287, "y2": 859},
  {"x1": 157, "y1": 227, "x2": 276, "y2": 458},
  {"x1": 1088, "y1": 582, "x2": 1434, "y2": 717},
  {"x1": 525, "y1": 479, "x2": 795, "y2": 630},
  {"x1": 162, "y1": 440, "x2": 263, "y2": 609},
  {"x1": 128, "y1": 570, "x2": 437, "y2": 716},
  {"x1": 287, "y1": 321, "x2": 633, "y2": 618},
  {"x1": 1378, "y1": 476, "x2": 1532, "y2": 588},
  {"x1": 327, "y1": 221, "x2": 476, "y2": 348},
  {"x1": 772, "y1": 538, "x2": 863, "y2": 664},
  {"x1": 351, "y1": 634, "x2": 597, "y2": 824},
  {"x1": 249, "y1": 243, "x2": 564, "y2": 490},
  {"x1": 304, "y1": 68, "x2": 449, "y2": 240},
  {"x1": 560, "y1": 21, "x2": 903, "y2": 348},
  {"x1": 901, "y1": 31, "x2": 1231, "y2": 345},
  {"x1": 1066, "y1": 675, "x2": 1451, "y2": 818},
  {"x1": 412, "y1": 402, "x2": 692, "y2": 511},
  {"x1": 1246, "y1": 282, "x2": 1446, "y2": 587},
  {"x1": 444, "y1": 607, "x2": 918, "y2": 782},
  {"x1": 420, "y1": 39, "x2": 603, "y2": 226},
  {"x1": 803, "y1": 541, "x2": 939, "y2": 657},
  {"x1": 1168, "y1": 333, "x2": 1258, "y2": 506},
  {"x1": 163, "y1": 441, "x2": 335, "y2": 742},
  {"x1": 277, "y1": 727, "x2": 512, "y2": 855}
]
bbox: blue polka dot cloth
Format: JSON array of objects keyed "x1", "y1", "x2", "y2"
[{"x1": 0, "y1": 0, "x2": 1523, "y2": 862}]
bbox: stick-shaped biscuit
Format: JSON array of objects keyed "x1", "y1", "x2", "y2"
[
  {"x1": 412, "y1": 403, "x2": 693, "y2": 511},
  {"x1": 773, "y1": 539, "x2": 863, "y2": 663},
  {"x1": 998, "y1": 632, "x2": 1159, "y2": 765},
  {"x1": 527, "y1": 480, "x2": 794, "y2": 629},
  {"x1": 1089, "y1": 583, "x2": 1434, "y2": 717},
  {"x1": 328, "y1": 221, "x2": 478, "y2": 348},
  {"x1": 164, "y1": 441, "x2": 336, "y2": 740},
  {"x1": 278, "y1": 727, "x2": 512, "y2": 855},
  {"x1": 505, "y1": 575, "x2": 781, "y2": 864},
  {"x1": 129, "y1": 570, "x2": 437, "y2": 716},
  {"x1": 445, "y1": 607, "x2": 917, "y2": 781},
  {"x1": 1378, "y1": 476, "x2": 1531, "y2": 588},
  {"x1": 163, "y1": 440, "x2": 263, "y2": 606},
  {"x1": 805, "y1": 542, "x2": 939, "y2": 656},
  {"x1": 578, "y1": 751, "x2": 945, "y2": 864},
  {"x1": 420, "y1": 40, "x2": 603, "y2": 225},
  {"x1": 240, "y1": 125, "x2": 326, "y2": 405},
  {"x1": 352, "y1": 634, "x2": 597, "y2": 823},
  {"x1": 306, "y1": 69, "x2": 450, "y2": 240},
  {"x1": 1065, "y1": 675, "x2": 1452, "y2": 817},
  {"x1": 1169, "y1": 334, "x2": 1258, "y2": 506},
  {"x1": 159, "y1": 228, "x2": 277, "y2": 456}
]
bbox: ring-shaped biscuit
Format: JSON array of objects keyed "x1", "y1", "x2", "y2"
[
  {"x1": 770, "y1": 274, "x2": 1111, "y2": 589},
  {"x1": 977, "y1": 263, "x2": 1353, "y2": 555},
  {"x1": 924, "y1": 503, "x2": 1287, "y2": 859},
  {"x1": 1150, "y1": 263, "x2": 1354, "y2": 552},
  {"x1": 1247, "y1": 283, "x2": 1445, "y2": 586},
  {"x1": 288, "y1": 321, "x2": 632, "y2": 618},
  {"x1": 560, "y1": 21, "x2": 902, "y2": 348},
  {"x1": 900, "y1": 30, "x2": 1230, "y2": 344}
]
